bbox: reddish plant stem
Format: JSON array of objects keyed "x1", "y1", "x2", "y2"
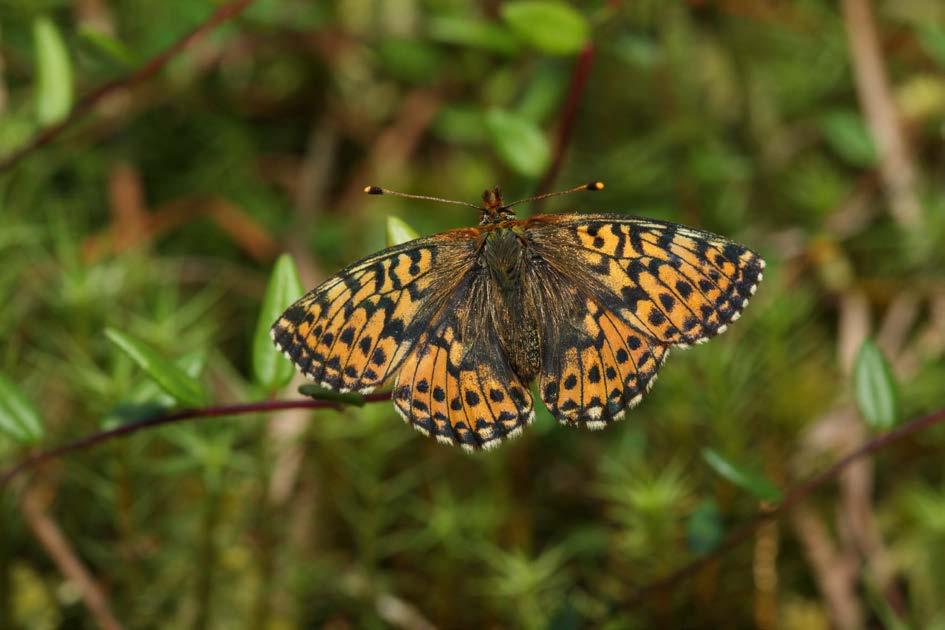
[
  {"x1": 0, "y1": 393, "x2": 392, "y2": 488},
  {"x1": 628, "y1": 405, "x2": 945, "y2": 605},
  {"x1": 534, "y1": 43, "x2": 596, "y2": 206},
  {"x1": 0, "y1": 0, "x2": 257, "y2": 173}
]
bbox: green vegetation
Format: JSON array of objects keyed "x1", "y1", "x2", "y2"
[{"x1": 2, "y1": 0, "x2": 945, "y2": 627}]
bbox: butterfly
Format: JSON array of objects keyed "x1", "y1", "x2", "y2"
[{"x1": 271, "y1": 182, "x2": 765, "y2": 452}]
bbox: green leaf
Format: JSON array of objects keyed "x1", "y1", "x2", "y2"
[
  {"x1": 854, "y1": 339, "x2": 898, "y2": 430},
  {"x1": 78, "y1": 26, "x2": 136, "y2": 66},
  {"x1": 297, "y1": 384, "x2": 366, "y2": 407},
  {"x1": 702, "y1": 448, "x2": 783, "y2": 502},
  {"x1": 33, "y1": 16, "x2": 74, "y2": 125},
  {"x1": 686, "y1": 498, "x2": 723, "y2": 555},
  {"x1": 517, "y1": 65, "x2": 567, "y2": 124},
  {"x1": 485, "y1": 109, "x2": 550, "y2": 177},
  {"x1": 177, "y1": 350, "x2": 208, "y2": 380},
  {"x1": 614, "y1": 34, "x2": 662, "y2": 69},
  {"x1": 106, "y1": 328, "x2": 206, "y2": 407},
  {"x1": 376, "y1": 38, "x2": 442, "y2": 85},
  {"x1": 819, "y1": 110, "x2": 877, "y2": 167},
  {"x1": 433, "y1": 106, "x2": 488, "y2": 145},
  {"x1": 427, "y1": 17, "x2": 521, "y2": 56},
  {"x1": 101, "y1": 351, "x2": 207, "y2": 428},
  {"x1": 918, "y1": 25, "x2": 945, "y2": 70},
  {"x1": 0, "y1": 376, "x2": 44, "y2": 444},
  {"x1": 253, "y1": 254, "x2": 304, "y2": 389},
  {"x1": 501, "y1": 1, "x2": 590, "y2": 56},
  {"x1": 386, "y1": 215, "x2": 420, "y2": 247}
]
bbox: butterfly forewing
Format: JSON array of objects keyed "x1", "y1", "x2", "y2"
[
  {"x1": 271, "y1": 232, "x2": 477, "y2": 394},
  {"x1": 527, "y1": 214, "x2": 765, "y2": 347},
  {"x1": 525, "y1": 213, "x2": 764, "y2": 427}
]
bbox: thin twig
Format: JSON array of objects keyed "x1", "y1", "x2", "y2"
[
  {"x1": 0, "y1": 393, "x2": 392, "y2": 488},
  {"x1": 0, "y1": 0, "x2": 257, "y2": 173},
  {"x1": 628, "y1": 405, "x2": 945, "y2": 604}
]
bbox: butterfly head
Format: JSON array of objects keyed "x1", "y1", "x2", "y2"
[
  {"x1": 364, "y1": 181, "x2": 604, "y2": 226},
  {"x1": 481, "y1": 181, "x2": 606, "y2": 225},
  {"x1": 480, "y1": 187, "x2": 517, "y2": 225}
]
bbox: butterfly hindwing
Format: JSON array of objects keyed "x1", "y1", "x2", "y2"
[
  {"x1": 527, "y1": 214, "x2": 765, "y2": 347},
  {"x1": 539, "y1": 295, "x2": 668, "y2": 427},
  {"x1": 271, "y1": 233, "x2": 476, "y2": 393},
  {"x1": 393, "y1": 299, "x2": 534, "y2": 451}
]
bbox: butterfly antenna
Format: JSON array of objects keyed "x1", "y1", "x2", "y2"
[
  {"x1": 364, "y1": 186, "x2": 480, "y2": 209},
  {"x1": 505, "y1": 181, "x2": 604, "y2": 209}
]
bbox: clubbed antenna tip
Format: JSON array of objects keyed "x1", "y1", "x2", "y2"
[
  {"x1": 504, "y1": 180, "x2": 607, "y2": 209},
  {"x1": 362, "y1": 185, "x2": 480, "y2": 209}
]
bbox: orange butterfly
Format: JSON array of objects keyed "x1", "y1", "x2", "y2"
[{"x1": 271, "y1": 183, "x2": 765, "y2": 451}]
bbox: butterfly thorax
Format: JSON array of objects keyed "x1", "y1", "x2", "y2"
[{"x1": 482, "y1": 228, "x2": 525, "y2": 292}]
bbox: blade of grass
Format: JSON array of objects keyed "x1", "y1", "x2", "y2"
[
  {"x1": 0, "y1": 376, "x2": 44, "y2": 444},
  {"x1": 105, "y1": 328, "x2": 206, "y2": 407}
]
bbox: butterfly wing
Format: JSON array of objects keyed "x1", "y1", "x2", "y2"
[
  {"x1": 271, "y1": 230, "x2": 478, "y2": 394},
  {"x1": 526, "y1": 214, "x2": 764, "y2": 426},
  {"x1": 392, "y1": 292, "x2": 535, "y2": 451},
  {"x1": 539, "y1": 294, "x2": 668, "y2": 428},
  {"x1": 527, "y1": 214, "x2": 765, "y2": 347}
]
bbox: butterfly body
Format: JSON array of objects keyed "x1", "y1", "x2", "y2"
[
  {"x1": 476, "y1": 226, "x2": 539, "y2": 380},
  {"x1": 482, "y1": 227, "x2": 526, "y2": 292},
  {"x1": 272, "y1": 187, "x2": 765, "y2": 451}
]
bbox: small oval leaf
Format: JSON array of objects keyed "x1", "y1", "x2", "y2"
[
  {"x1": 106, "y1": 328, "x2": 206, "y2": 407},
  {"x1": 78, "y1": 26, "x2": 136, "y2": 66},
  {"x1": 485, "y1": 109, "x2": 550, "y2": 177},
  {"x1": 377, "y1": 38, "x2": 442, "y2": 85},
  {"x1": 386, "y1": 215, "x2": 420, "y2": 247},
  {"x1": 687, "y1": 498, "x2": 723, "y2": 555},
  {"x1": 253, "y1": 254, "x2": 304, "y2": 389},
  {"x1": 427, "y1": 17, "x2": 521, "y2": 56},
  {"x1": 501, "y1": 1, "x2": 590, "y2": 56},
  {"x1": 819, "y1": 110, "x2": 877, "y2": 167},
  {"x1": 702, "y1": 448, "x2": 783, "y2": 502},
  {"x1": 854, "y1": 339, "x2": 898, "y2": 430},
  {"x1": 0, "y1": 376, "x2": 44, "y2": 444},
  {"x1": 33, "y1": 16, "x2": 74, "y2": 125}
]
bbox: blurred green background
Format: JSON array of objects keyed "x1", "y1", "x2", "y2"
[{"x1": 2, "y1": 0, "x2": 945, "y2": 628}]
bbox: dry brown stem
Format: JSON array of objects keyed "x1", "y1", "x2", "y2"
[
  {"x1": 21, "y1": 484, "x2": 125, "y2": 630},
  {"x1": 842, "y1": 0, "x2": 923, "y2": 226},
  {"x1": 790, "y1": 500, "x2": 862, "y2": 630}
]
